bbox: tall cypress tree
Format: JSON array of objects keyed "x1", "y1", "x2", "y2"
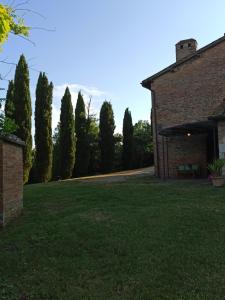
[
  {"x1": 35, "y1": 72, "x2": 53, "y2": 182},
  {"x1": 122, "y1": 108, "x2": 134, "y2": 170},
  {"x1": 14, "y1": 54, "x2": 32, "y2": 183},
  {"x1": 74, "y1": 91, "x2": 89, "y2": 177},
  {"x1": 99, "y1": 101, "x2": 115, "y2": 173},
  {"x1": 5, "y1": 80, "x2": 15, "y2": 119},
  {"x1": 59, "y1": 87, "x2": 76, "y2": 179}
]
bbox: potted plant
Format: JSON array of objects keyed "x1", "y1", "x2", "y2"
[{"x1": 208, "y1": 158, "x2": 225, "y2": 187}]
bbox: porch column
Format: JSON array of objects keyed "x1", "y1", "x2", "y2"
[{"x1": 217, "y1": 121, "x2": 225, "y2": 175}]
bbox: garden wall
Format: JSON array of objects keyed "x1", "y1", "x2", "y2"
[{"x1": 0, "y1": 135, "x2": 24, "y2": 227}]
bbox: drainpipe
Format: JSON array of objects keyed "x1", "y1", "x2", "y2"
[
  {"x1": 162, "y1": 136, "x2": 166, "y2": 180},
  {"x1": 213, "y1": 125, "x2": 218, "y2": 159},
  {"x1": 151, "y1": 90, "x2": 160, "y2": 177},
  {"x1": 166, "y1": 137, "x2": 169, "y2": 178}
]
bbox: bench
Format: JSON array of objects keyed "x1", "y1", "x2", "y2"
[{"x1": 177, "y1": 164, "x2": 200, "y2": 178}]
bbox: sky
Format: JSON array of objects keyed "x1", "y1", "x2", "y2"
[{"x1": 1, "y1": 0, "x2": 225, "y2": 133}]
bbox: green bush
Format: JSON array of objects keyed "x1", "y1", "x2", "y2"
[{"x1": 0, "y1": 99, "x2": 17, "y2": 136}]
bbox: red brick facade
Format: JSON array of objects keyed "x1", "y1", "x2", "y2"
[
  {"x1": 0, "y1": 136, "x2": 24, "y2": 227},
  {"x1": 142, "y1": 36, "x2": 225, "y2": 178}
]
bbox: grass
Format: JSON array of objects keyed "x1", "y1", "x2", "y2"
[{"x1": 1, "y1": 176, "x2": 225, "y2": 299}]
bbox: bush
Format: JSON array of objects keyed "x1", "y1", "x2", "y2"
[{"x1": 0, "y1": 99, "x2": 17, "y2": 136}]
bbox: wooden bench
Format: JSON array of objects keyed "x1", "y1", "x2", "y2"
[{"x1": 177, "y1": 164, "x2": 200, "y2": 178}]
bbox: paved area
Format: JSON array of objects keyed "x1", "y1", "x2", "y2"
[{"x1": 67, "y1": 166, "x2": 154, "y2": 183}]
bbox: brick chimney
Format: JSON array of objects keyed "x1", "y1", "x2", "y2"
[{"x1": 176, "y1": 39, "x2": 198, "y2": 61}]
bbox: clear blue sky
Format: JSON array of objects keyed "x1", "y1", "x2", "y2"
[{"x1": 1, "y1": 0, "x2": 225, "y2": 132}]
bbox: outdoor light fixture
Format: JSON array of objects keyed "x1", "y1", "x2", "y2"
[{"x1": 187, "y1": 133, "x2": 191, "y2": 137}]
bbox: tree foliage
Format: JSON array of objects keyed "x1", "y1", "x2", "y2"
[
  {"x1": 52, "y1": 123, "x2": 61, "y2": 180},
  {"x1": 133, "y1": 120, "x2": 154, "y2": 168},
  {"x1": 0, "y1": 3, "x2": 30, "y2": 49},
  {"x1": 74, "y1": 92, "x2": 89, "y2": 177},
  {"x1": 114, "y1": 133, "x2": 123, "y2": 171},
  {"x1": 99, "y1": 101, "x2": 115, "y2": 173},
  {"x1": 59, "y1": 87, "x2": 76, "y2": 179},
  {"x1": 4, "y1": 80, "x2": 15, "y2": 119},
  {"x1": 122, "y1": 108, "x2": 134, "y2": 170},
  {"x1": 0, "y1": 109, "x2": 17, "y2": 135},
  {"x1": 87, "y1": 115, "x2": 100, "y2": 174},
  {"x1": 0, "y1": 81, "x2": 16, "y2": 135},
  {"x1": 14, "y1": 54, "x2": 32, "y2": 183},
  {"x1": 35, "y1": 72, "x2": 53, "y2": 182}
]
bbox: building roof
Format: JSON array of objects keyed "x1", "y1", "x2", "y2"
[
  {"x1": 159, "y1": 120, "x2": 216, "y2": 137},
  {"x1": 0, "y1": 134, "x2": 25, "y2": 146},
  {"x1": 141, "y1": 35, "x2": 225, "y2": 89}
]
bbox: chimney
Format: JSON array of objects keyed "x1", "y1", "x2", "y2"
[{"x1": 176, "y1": 39, "x2": 198, "y2": 61}]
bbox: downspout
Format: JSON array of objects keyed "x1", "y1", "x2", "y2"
[
  {"x1": 151, "y1": 89, "x2": 160, "y2": 177},
  {"x1": 162, "y1": 136, "x2": 166, "y2": 180},
  {"x1": 166, "y1": 137, "x2": 169, "y2": 178},
  {"x1": 213, "y1": 125, "x2": 218, "y2": 159}
]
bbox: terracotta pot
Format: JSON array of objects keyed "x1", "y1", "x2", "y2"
[{"x1": 212, "y1": 176, "x2": 225, "y2": 187}]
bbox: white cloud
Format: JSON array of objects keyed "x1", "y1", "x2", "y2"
[
  {"x1": 30, "y1": 83, "x2": 111, "y2": 141},
  {"x1": 52, "y1": 83, "x2": 109, "y2": 130},
  {"x1": 52, "y1": 103, "x2": 60, "y2": 132}
]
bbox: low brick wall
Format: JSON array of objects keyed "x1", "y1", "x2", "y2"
[{"x1": 0, "y1": 135, "x2": 24, "y2": 227}]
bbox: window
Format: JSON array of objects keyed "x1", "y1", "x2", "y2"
[
  {"x1": 180, "y1": 44, "x2": 183, "y2": 49},
  {"x1": 188, "y1": 43, "x2": 191, "y2": 48}
]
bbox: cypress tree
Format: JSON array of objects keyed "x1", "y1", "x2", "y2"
[
  {"x1": 35, "y1": 72, "x2": 53, "y2": 182},
  {"x1": 122, "y1": 108, "x2": 134, "y2": 170},
  {"x1": 99, "y1": 101, "x2": 115, "y2": 173},
  {"x1": 14, "y1": 54, "x2": 32, "y2": 183},
  {"x1": 74, "y1": 91, "x2": 89, "y2": 177},
  {"x1": 5, "y1": 80, "x2": 15, "y2": 119},
  {"x1": 59, "y1": 87, "x2": 76, "y2": 179}
]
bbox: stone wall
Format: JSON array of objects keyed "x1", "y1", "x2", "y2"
[
  {"x1": 151, "y1": 39, "x2": 225, "y2": 178},
  {"x1": 0, "y1": 136, "x2": 24, "y2": 227}
]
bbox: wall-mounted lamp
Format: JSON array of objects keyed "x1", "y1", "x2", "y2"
[{"x1": 187, "y1": 133, "x2": 191, "y2": 137}]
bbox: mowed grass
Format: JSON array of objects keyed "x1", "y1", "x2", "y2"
[{"x1": 1, "y1": 176, "x2": 225, "y2": 299}]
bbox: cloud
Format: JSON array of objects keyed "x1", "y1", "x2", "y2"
[
  {"x1": 52, "y1": 83, "x2": 110, "y2": 130},
  {"x1": 29, "y1": 82, "x2": 110, "y2": 140}
]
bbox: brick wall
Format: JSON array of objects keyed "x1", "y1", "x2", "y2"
[
  {"x1": 151, "y1": 40, "x2": 225, "y2": 178},
  {"x1": 0, "y1": 136, "x2": 24, "y2": 227}
]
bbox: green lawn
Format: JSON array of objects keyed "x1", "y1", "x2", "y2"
[{"x1": 1, "y1": 176, "x2": 225, "y2": 299}]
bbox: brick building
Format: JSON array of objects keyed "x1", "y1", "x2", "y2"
[{"x1": 142, "y1": 35, "x2": 225, "y2": 178}]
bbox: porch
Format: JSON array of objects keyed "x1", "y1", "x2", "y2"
[{"x1": 158, "y1": 120, "x2": 221, "y2": 179}]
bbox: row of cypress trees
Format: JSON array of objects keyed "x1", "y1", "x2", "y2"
[
  {"x1": 4, "y1": 56, "x2": 53, "y2": 184},
  {"x1": 5, "y1": 54, "x2": 135, "y2": 183},
  {"x1": 57, "y1": 89, "x2": 117, "y2": 179}
]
